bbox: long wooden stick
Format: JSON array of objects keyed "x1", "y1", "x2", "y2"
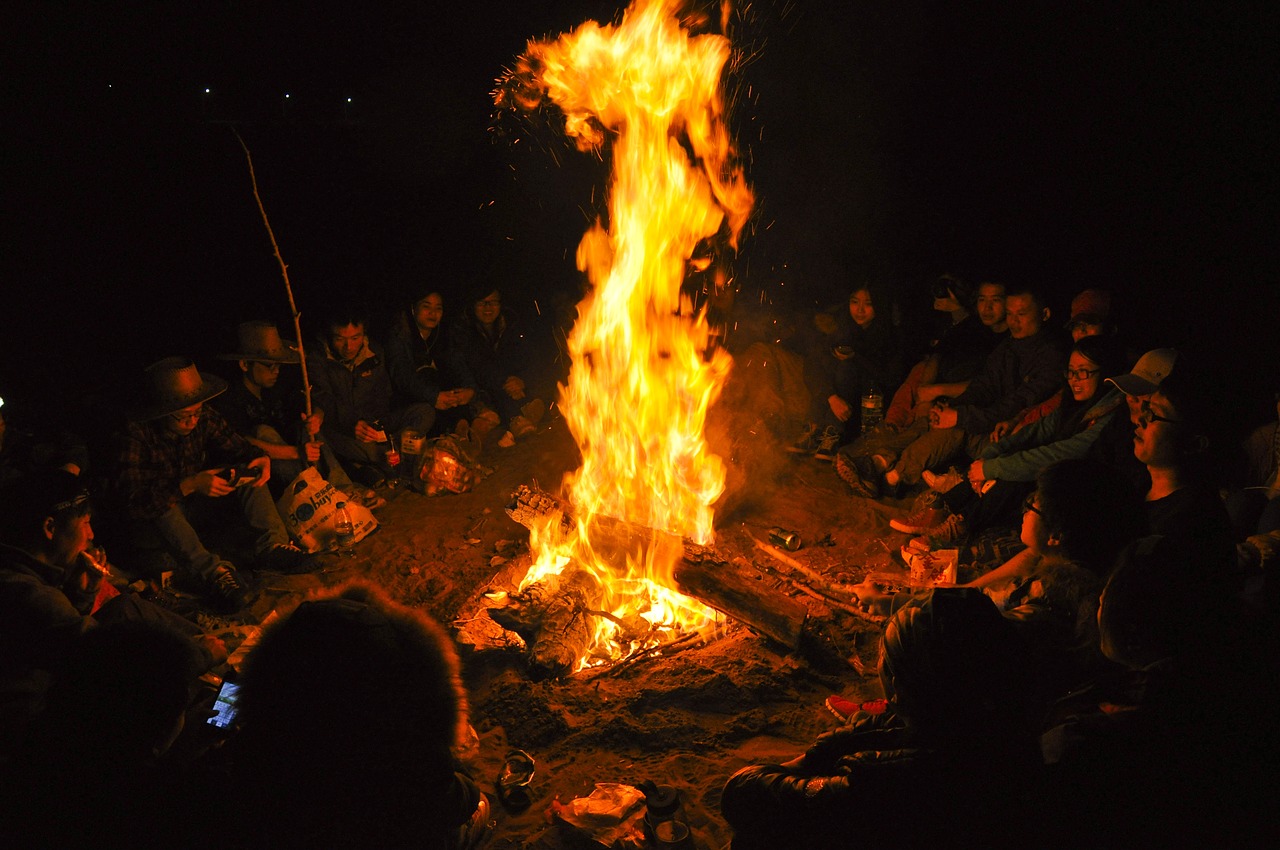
[{"x1": 233, "y1": 128, "x2": 312, "y2": 416}]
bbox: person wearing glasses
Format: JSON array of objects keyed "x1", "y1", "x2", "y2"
[
  {"x1": 837, "y1": 285, "x2": 1068, "y2": 499},
  {"x1": 107, "y1": 357, "x2": 317, "y2": 614},
  {"x1": 893, "y1": 336, "x2": 1127, "y2": 559},
  {"x1": 1125, "y1": 356, "x2": 1237, "y2": 585}
]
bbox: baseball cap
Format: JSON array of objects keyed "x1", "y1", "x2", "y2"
[
  {"x1": 1106, "y1": 348, "x2": 1178, "y2": 396},
  {"x1": 1064, "y1": 288, "x2": 1113, "y2": 328}
]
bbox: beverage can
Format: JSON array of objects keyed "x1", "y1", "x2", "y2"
[
  {"x1": 401, "y1": 429, "x2": 425, "y2": 456},
  {"x1": 768, "y1": 527, "x2": 802, "y2": 551}
]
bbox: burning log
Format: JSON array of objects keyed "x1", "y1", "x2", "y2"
[
  {"x1": 506, "y1": 483, "x2": 572, "y2": 531},
  {"x1": 675, "y1": 544, "x2": 807, "y2": 650},
  {"x1": 487, "y1": 574, "x2": 597, "y2": 679}
]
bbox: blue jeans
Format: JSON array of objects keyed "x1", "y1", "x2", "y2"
[{"x1": 137, "y1": 484, "x2": 290, "y2": 582}]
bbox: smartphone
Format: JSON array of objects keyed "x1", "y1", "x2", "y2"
[
  {"x1": 217, "y1": 465, "x2": 261, "y2": 488},
  {"x1": 207, "y1": 678, "x2": 242, "y2": 730}
]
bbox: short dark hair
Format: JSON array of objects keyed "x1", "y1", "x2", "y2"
[
  {"x1": 1003, "y1": 283, "x2": 1046, "y2": 310},
  {"x1": 324, "y1": 306, "x2": 369, "y2": 334},
  {"x1": 0, "y1": 469, "x2": 91, "y2": 545}
]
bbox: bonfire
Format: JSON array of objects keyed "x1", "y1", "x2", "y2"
[{"x1": 492, "y1": 0, "x2": 755, "y2": 671}]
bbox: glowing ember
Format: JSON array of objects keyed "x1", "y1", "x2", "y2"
[{"x1": 499, "y1": 0, "x2": 754, "y2": 669}]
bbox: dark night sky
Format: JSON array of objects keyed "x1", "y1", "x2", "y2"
[{"x1": 2, "y1": 1, "x2": 1276, "y2": 420}]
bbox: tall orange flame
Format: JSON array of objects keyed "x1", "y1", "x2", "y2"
[{"x1": 509, "y1": 0, "x2": 753, "y2": 668}]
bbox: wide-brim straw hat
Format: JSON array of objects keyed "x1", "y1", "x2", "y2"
[
  {"x1": 217, "y1": 320, "x2": 301, "y2": 364},
  {"x1": 131, "y1": 356, "x2": 228, "y2": 421}
]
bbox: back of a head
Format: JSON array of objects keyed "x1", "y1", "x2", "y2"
[
  {"x1": 234, "y1": 581, "x2": 469, "y2": 845},
  {"x1": 1100, "y1": 535, "x2": 1209, "y2": 668},
  {"x1": 239, "y1": 581, "x2": 466, "y2": 765},
  {"x1": 25, "y1": 620, "x2": 193, "y2": 765},
  {"x1": 880, "y1": 588, "x2": 1031, "y2": 742},
  {"x1": 1036, "y1": 458, "x2": 1149, "y2": 577}
]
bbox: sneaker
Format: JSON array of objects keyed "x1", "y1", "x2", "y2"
[
  {"x1": 520, "y1": 398, "x2": 547, "y2": 427},
  {"x1": 889, "y1": 502, "x2": 950, "y2": 534},
  {"x1": 786, "y1": 422, "x2": 819, "y2": 454},
  {"x1": 258, "y1": 543, "x2": 320, "y2": 574},
  {"x1": 472, "y1": 408, "x2": 501, "y2": 439},
  {"x1": 208, "y1": 563, "x2": 250, "y2": 613},
  {"x1": 922, "y1": 467, "x2": 965, "y2": 494},
  {"x1": 835, "y1": 452, "x2": 880, "y2": 499},
  {"x1": 825, "y1": 694, "x2": 890, "y2": 723},
  {"x1": 812, "y1": 425, "x2": 843, "y2": 461},
  {"x1": 509, "y1": 414, "x2": 537, "y2": 439},
  {"x1": 906, "y1": 512, "x2": 968, "y2": 553}
]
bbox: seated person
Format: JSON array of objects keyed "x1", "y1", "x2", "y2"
[
  {"x1": 864, "y1": 459, "x2": 1148, "y2": 709},
  {"x1": 1063, "y1": 287, "x2": 1117, "y2": 343},
  {"x1": 386, "y1": 288, "x2": 493, "y2": 441},
  {"x1": 721, "y1": 588, "x2": 1041, "y2": 849},
  {"x1": 451, "y1": 286, "x2": 548, "y2": 449},
  {"x1": 308, "y1": 307, "x2": 435, "y2": 486},
  {"x1": 0, "y1": 470, "x2": 225, "y2": 752},
  {"x1": 1225, "y1": 387, "x2": 1280, "y2": 568},
  {"x1": 1039, "y1": 535, "x2": 1275, "y2": 846},
  {"x1": 786, "y1": 282, "x2": 904, "y2": 460},
  {"x1": 882, "y1": 277, "x2": 1008, "y2": 431},
  {"x1": 1084, "y1": 346, "x2": 1179, "y2": 497},
  {"x1": 1, "y1": 620, "x2": 203, "y2": 848},
  {"x1": 839, "y1": 284, "x2": 1069, "y2": 498},
  {"x1": 893, "y1": 336, "x2": 1126, "y2": 547},
  {"x1": 214, "y1": 321, "x2": 381, "y2": 509},
  {"x1": 977, "y1": 286, "x2": 1119, "y2": 442},
  {"x1": 105, "y1": 357, "x2": 315, "y2": 613},
  {"x1": 221, "y1": 580, "x2": 489, "y2": 850},
  {"x1": 1127, "y1": 354, "x2": 1238, "y2": 589}
]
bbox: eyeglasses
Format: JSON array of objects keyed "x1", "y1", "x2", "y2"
[
  {"x1": 169, "y1": 407, "x2": 203, "y2": 425},
  {"x1": 1022, "y1": 494, "x2": 1042, "y2": 517},
  {"x1": 1137, "y1": 399, "x2": 1182, "y2": 427},
  {"x1": 477, "y1": 298, "x2": 502, "y2": 307},
  {"x1": 1064, "y1": 367, "x2": 1101, "y2": 381},
  {"x1": 250, "y1": 361, "x2": 281, "y2": 371}
]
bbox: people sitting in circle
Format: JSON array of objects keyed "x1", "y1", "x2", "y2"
[
  {"x1": 213, "y1": 320, "x2": 382, "y2": 510},
  {"x1": 386, "y1": 287, "x2": 495, "y2": 445},
  {"x1": 103, "y1": 357, "x2": 317, "y2": 613}
]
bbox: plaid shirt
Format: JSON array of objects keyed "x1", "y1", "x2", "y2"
[{"x1": 114, "y1": 406, "x2": 262, "y2": 520}]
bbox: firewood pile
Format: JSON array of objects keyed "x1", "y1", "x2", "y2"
[{"x1": 452, "y1": 484, "x2": 891, "y2": 679}]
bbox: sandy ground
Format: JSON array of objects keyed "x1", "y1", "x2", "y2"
[{"x1": 233, "y1": 409, "x2": 912, "y2": 850}]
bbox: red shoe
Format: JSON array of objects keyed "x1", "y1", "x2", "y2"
[
  {"x1": 824, "y1": 695, "x2": 889, "y2": 722},
  {"x1": 889, "y1": 504, "x2": 949, "y2": 534}
]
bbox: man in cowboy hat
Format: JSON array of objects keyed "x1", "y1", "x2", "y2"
[
  {"x1": 213, "y1": 320, "x2": 381, "y2": 506},
  {"x1": 108, "y1": 356, "x2": 317, "y2": 614}
]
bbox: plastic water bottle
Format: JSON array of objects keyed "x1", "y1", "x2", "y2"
[
  {"x1": 860, "y1": 387, "x2": 884, "y2": 434},
  {"x1": 334, "y1": 501, "x2": 355, "y2": 549}
]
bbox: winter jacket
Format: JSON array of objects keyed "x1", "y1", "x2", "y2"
[
  {"x1": 953, "y1": 329, "x2": 1071, "y2": 435},
  {"x1": 308, "y1": 339, "x2": 393, "y2": 436},
  {"x1": 979, "y1": 388, "x2": 1125, "y2": 482}
]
